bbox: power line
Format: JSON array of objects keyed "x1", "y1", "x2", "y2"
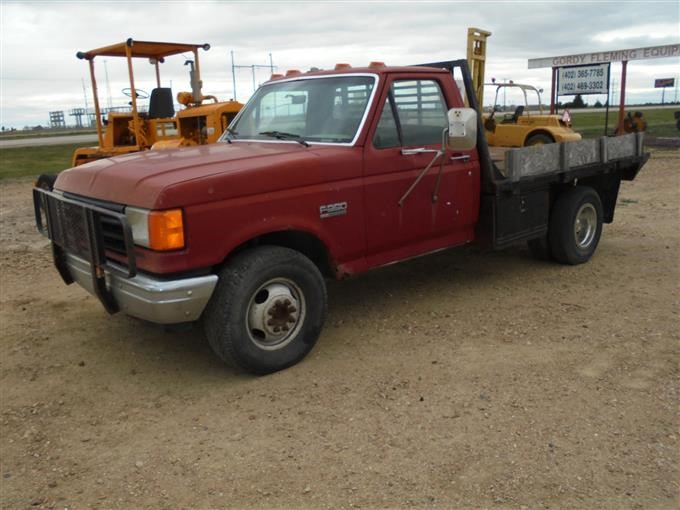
[{"x1": 230, "y1": 51, "x2": 275, "y2": 101}]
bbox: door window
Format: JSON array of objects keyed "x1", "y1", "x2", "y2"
[
  {"x1": 373, "y1": 79, "x2": 448, "y2": 148},
  {"x1": 373, "y1": 98, "x2": 400, "y2": 149}
]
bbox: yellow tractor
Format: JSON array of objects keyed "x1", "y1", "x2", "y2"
[
  {"x1": 72, "y1": 38, "x2": 243, "y2": 166},
  {"x1": 466, "y1": 28, "x2": 581, "y2": 147}
]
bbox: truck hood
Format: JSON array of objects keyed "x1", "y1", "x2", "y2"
[{"x1": 55, "y1": 142, "x2": 336, "y2": 209}]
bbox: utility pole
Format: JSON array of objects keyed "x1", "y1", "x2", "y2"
[
  {"x1": 231, "y1": 51, "x2": 276, "y2": 101},
  {"x1": 231, "y1": 51, "x2": 237, "y2": 101},
  {"x1": 503, "y1": 78, "x2": 508, "y2": 109},
  {"x1": 81, "y1": 78, "x2": 90, "y2": 126},
  {"x1": 81, "y1": 78, "x2": 89, "y2": 111},
  {"x1": 103, "y1": 59, "x2": 112, "y2": 110}
]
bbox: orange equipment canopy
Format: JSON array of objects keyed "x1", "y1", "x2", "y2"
[{"x1": 76, "y1": 38, "x2": 210, "y2": 60}]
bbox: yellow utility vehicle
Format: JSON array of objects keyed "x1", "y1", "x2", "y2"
[
  {"x1": 73, "y1": 38, "x2": 243, "y2": 166},
  {"x1": 466, "y1": 28, "x2": 581, "y2": 147},
  {"x1": 482, "y1": 81, "x2": 581, "y2": 147}
]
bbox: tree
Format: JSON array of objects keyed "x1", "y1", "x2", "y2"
[
  {"x1": 571, "y1": 94, "x2": 586, "y2": 108},
  {"x1": 594, "y1": 100, "x2": 603, "y2": 108}
]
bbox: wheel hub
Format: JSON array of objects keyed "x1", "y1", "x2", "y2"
[
  {"x1": 265, "y1": 297, "x2": 298, "y2": 333},
  {"x1": 247, "y1": 280, "x2": 304, "y2": 349},
  {"x1": 574, "y1": 203, "x2": 597, "y2": 249}
]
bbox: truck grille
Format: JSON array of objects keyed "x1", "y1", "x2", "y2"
[
  {"x1": 49, "y1": 199, "x2": 93, "y2": 259},
  {"x1": 63, "y1": 193, "x2": 128, "y2": 256},
  {"x1": 33, "y1": 189, "x2": 136, "y2": 277},
  {"x1": 99, "y1": 214, "x2": 127, "y2": 255}
]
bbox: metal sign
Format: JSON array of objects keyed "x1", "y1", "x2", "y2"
[
  {"x1": 528, "y1": 43, "x2": 680, "y2": 69},
  {"x1": 557, "y1": 63, "x2": 610, "y2": 96},
  {"x1": 654, "y1": 78, "x2": 675, "y2": 88}
]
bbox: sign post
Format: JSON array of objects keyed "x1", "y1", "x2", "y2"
[
  {"x1": 557, "y1": 63, "x2": 610, "y2": 96},
  {"x1": 556, "y1": 63, "x2": 611, "y2": 135},
  {"x1": 654, "y1": 78, "x2": 675, "y2": 104}
]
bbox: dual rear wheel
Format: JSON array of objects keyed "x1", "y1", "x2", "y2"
[{"x1": 529, "y1": 186, "x2": 603, "y2": 265}]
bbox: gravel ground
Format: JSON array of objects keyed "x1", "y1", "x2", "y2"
[{"x1": 1, "y1": 148, "x2": 678, "y2": 509}]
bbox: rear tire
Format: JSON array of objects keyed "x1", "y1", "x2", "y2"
[
  {"x1": 549, "y1": 186, "x2": 603, "y2": 265},
  {"x1": 203, "y1": 246, "x2": 327, "y2": 374}
]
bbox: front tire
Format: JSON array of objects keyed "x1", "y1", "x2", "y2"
[
  {"x1": 549, "y1": 186, "x2": 603, "y2": 265},
  {"x1": 525, "y1": 133, "x2": 554, "y2": 146},
  {"x1": 203, "y1": 246, "x2": 327, "y2": 374},
  {"x1": 36, "y1": 173, "x2": 57, "y2": 191}
]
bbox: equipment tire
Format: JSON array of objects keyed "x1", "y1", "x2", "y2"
[
  {"x1": 549, "y1": 186, "x2": 603, "y2": 265},
  {"x1": 203, "y1": 246, "x2": 327, "y2": 374},
  {"x1": 36, "y1": 173, "x2": 57, "y2": 191},
  {"x1": 525, "y1": 133, "x2": 554, "y2": 146}
]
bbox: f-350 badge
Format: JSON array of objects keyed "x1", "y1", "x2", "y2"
[{"x1": 319, "y1": 202, "x2": 347, "y2": 219}]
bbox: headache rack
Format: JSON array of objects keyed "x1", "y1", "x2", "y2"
[{"x1": 33, "y1": 188, "x2": 137, "y2": 313}]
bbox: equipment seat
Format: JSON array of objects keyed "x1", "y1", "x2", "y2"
[
  {"x1": 148, "y1": 88, "x2": 175, "y2": 119},
  {"x1": 502, "y1": 105, "x2": 524, "y2": 124}
]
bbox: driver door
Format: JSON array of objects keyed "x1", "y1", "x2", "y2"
[{"x1": 363, "y1": 76, "x2": 479, "y2": 267}]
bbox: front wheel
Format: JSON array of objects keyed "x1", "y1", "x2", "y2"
[
  {"x1": 203, "y1": 246, "x2": 327, "y2": 374},
  {"x1": 549, "y1": 186, "x2": 603, "y2": 265},
  {"x1": 36, "y1": 173, "x2": 57, "y2": 191},
  {"x1": 525, "y1": 133, "x2": 554, "y2": 146}
]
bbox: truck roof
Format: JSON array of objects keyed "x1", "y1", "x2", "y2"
[
  {"x1": 76, "y1": 38, "x2": 210, "y2": 60},
  {"x1": 266, "y1": 64, "x2": 451, "y2": 82}
]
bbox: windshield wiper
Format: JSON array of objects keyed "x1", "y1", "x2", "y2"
[
  {"x1": 224, "y1": 127, "x2": 238, "y2": 144},
  {"x1": 258, "y1": 130, "x2": 310, "y2": 147}
]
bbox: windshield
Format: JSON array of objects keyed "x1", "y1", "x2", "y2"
[{"x1": 227, "y1": 75, "x2": 376, "y2": 144}]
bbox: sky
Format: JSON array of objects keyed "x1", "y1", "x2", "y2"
[{"x1": 1, "y1": 0, "x2": 678, "y2": 129}]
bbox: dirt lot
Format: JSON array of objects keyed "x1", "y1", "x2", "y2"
[{"x1": 1, "y1": 150, "x2": 678, "y2": 509}]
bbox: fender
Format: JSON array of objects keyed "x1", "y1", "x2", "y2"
[{"x1": 138, "y1": 193, "x2": 364, "y2": 276}]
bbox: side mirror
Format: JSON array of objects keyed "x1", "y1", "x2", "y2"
[{"x1": 447, "y1": 107, "x2": 477, "y2": 150}]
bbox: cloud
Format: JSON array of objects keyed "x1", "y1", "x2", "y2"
[
  {"x1": 593, "y1": 24, "x2": 680, "y2": 43},
  {"x1": 1, "y1": 0, "x2": 678, "y2": 127}
]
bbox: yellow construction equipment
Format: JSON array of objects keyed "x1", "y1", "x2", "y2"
[
  {"x1": 467, "y1": 27, "x2": 492, "y2": 110},
  {"x1": 466, "y1": 29, "x2": 581, "y2": 147},
  {"x1": 73, "y1": 39, "x2": 243, "y2": 166}
]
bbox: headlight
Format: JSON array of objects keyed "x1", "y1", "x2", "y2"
[{"x1": 125, "y1": 207, "x2": 185, "y2": 251}]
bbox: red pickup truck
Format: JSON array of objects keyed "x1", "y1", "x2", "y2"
[{"x1": 34, "y1": 60, "x2": 648, "y2": 374}]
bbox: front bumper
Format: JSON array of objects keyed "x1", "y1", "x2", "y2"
[
  {"x1": 33, "y1": 188, "x2": 217, "y2": 324},
  {"x1": 65, "y1": 253, "x2": 218, "y2": 324}
]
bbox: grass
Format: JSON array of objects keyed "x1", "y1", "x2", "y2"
[
  {"x1": 571, "y1": 107, "x2": 679, "y2": 139},
  {"x1": 1, "y1": 109, "x2": 677, "y2": 181},
  {"x1": 0, "y1": 129, "x2": 96, "y2": 141},
  {"x1": 0, "y1": 143, "x2": 88, "y2": 180}
]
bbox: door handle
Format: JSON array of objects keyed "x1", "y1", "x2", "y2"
[
  {"x1": 450, "y1": 154, "x2": 471, "y2": 162},
  {"x1": 401, "y1": 147, "x2": 439, "y2": 156}
]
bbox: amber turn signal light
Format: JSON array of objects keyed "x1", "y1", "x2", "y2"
[{"x1": 148, "y1": 209, "x2": 185, "y2": 251}]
